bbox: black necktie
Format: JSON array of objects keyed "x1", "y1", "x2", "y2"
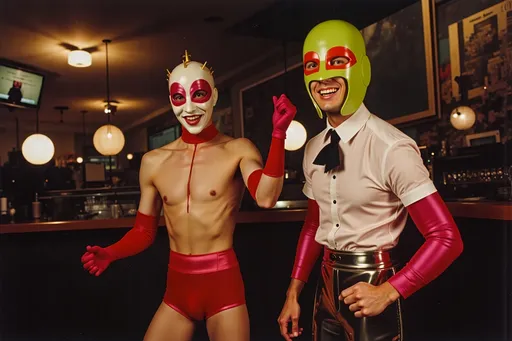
[{"x1": 313, "y1": 129, "x2": 343, "y2": 173}]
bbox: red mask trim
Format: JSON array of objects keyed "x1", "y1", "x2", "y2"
[{"x1": 325, "y1": 46, "x2": 357, "y2": 70}]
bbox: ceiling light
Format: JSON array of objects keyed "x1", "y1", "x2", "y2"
[
  {"x1": 127, "y1": 153, "x2": 133, "y2": 160},
  {"x1": 68, "y1": 50, "x2": 92, "y2": 68},
  {"x1": 285, "y1": 120, "x2": 307, "y2": 151},
  {"x1": 22, "y1": 134, "x2": 55, "y2": 165},
  {"x1": 93, "y1": 124, "x2": 125, "y2": 156},
  {"x1": 76, "y1": 157, "x2": 84, "y2": 164},
  {"x1": 104, "y1": 104, "x2": 117, "y2": 114}
]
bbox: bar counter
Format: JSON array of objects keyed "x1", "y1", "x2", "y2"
[
  {"x1": 0, "y1": 201, "x2": 510, "y2": 341},
  {"x1": 0, "y1": 200, "x2": 510, "y2": 234}
]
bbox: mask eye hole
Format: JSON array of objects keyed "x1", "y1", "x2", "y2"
[
  {"x1": 189, "y1": 79, "x2": 212, "y2": 104},
  {"x1": 303, "y1": 51, "x2": 320, "y2": 76},
  {"x1": 172, "y1": 94, "x2": 185, "y2": 102},
  {"x1": 325, "y1": 46, "x2": 357, "y2": 70},
  {"x1": 305, "y1": 61, "x2": 317, "y2": 69},
  {"x1": 170, "y1": 83, "x2": 186, "y2": 106},
  {"x1": 329, "y1": 56, "x2": 350, "y2": 67},
  {"x1": 193, "y1": 90, "x2": 207, "y2": 99}
]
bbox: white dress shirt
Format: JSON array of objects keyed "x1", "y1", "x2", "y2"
[{"x1": 302, "y1": 104, "x2": 437, "y2": 251}]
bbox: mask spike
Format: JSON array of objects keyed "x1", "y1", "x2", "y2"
[
  {"x1": 182, "y1": 50, "x2": 191, "y2": 67},
  {"x1": 201, "y1": 61, "x2": 208, "y2": 70}
]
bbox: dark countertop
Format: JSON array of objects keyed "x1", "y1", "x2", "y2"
[{"x1": 0, "y1": 201, "x2": 510, "y2": 234}]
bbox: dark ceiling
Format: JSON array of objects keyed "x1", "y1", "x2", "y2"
[
  {"x1": 228, "y1": 0, "x2": 421, "y2": 42},
  {"x1": 0, "y1": 0, "x2": 422, "y2": 134}
]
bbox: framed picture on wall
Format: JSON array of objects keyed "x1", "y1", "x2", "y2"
[{"x1": 361, "y1": 0, "x2": 440, "y2": 125}]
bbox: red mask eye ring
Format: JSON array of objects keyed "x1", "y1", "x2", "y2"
[
  {"x1": 189, "y1": 79, "x2": 212, "y2": 104},
  {"x1": 325, "y1": 46, "x2": 357, "y2": 70},
  {"x1": 170, "y1": 83, "x2": 186, "y2": 106},
  {"x1": 303, "y1": 51, "x2": 320, "y2": 76}
]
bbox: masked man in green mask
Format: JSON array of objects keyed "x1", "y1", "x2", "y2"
[{"x1": 277, "y1": 20, "x2": 463, "y2": 341}]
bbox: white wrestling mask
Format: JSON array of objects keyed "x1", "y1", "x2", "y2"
[{"x1": 168, "y1": 51, "x2": 218, "y2": 135}]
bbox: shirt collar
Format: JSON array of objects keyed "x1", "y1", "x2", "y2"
[{"x1": 324, "y1": 103, "x2": 371, "y2": 143}]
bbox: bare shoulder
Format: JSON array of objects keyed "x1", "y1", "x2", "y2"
[
  {"x1": 141, "y1": 139, "x2": 180, "y2": 167},
  {"x1": 225, "y1": 137, "x2": 259, "y2": 156}
]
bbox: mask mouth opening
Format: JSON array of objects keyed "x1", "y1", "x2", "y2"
[{"x1": 309, "y1": 77, "x2": 348, "y2": 115}]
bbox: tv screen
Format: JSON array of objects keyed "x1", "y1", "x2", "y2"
[{"x1": 0, "y1": 64, "x2": 45, "y2": 109}]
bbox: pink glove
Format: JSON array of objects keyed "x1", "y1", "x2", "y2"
[
  {"x1": 81, "y1": 245, "x2": 114, "y2": 276},
  {"x1": 272, "y1": 94, "x2": 297, "y2": 139}
]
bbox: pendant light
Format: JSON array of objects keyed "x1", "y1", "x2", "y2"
[
  {"x1": 93, "y1": 39, "x2": 125, "y2": 156},
  {"x1": 22, "y1": 108, "x2": 55, "y2": 165}
]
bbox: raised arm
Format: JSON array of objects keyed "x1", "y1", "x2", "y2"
[
  {"x1": 240, "y1": 94, "x2": 296, "y2": 208},
  {"x1": 81, "y1": 153, "x2": 163, "y2": 276}
]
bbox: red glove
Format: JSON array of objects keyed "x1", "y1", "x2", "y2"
[
  {"x1": 81, "y1": 211, "x2": 158, "y2": 276},
  {"x1": 388, "y1": 192, "x2": 463, "y2": 299},
  {"x1": 81, "y1": 246, "x2": 114, "y2": 276},
  {"x1": 272, "y1": 94, "x2": 296, "y2": 140}
]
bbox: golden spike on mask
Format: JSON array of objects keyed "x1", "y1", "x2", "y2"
[
  {"x1": 201, "y1": 61, "x2": 208, "y2": 70},
  {"x1": 182, "y1": 50, "x2": 191, "y2": 67},
  {"x1": 166, "y1": 68, "x2": 171, "y2": 81}
]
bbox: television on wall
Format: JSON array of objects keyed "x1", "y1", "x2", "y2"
[{"x1": 0, "y1": 62, "x2": 45, "y2": 109}]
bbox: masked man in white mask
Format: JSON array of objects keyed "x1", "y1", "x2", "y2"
[{"x1": 81, "y1": 51, "x2": 297, "y2": 341}]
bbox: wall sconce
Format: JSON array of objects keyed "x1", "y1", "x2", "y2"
[
  {"x1": 68, "y1": 50, "x2": 92, "y2": 68},
  {"x1": 450, "y1": 106, "x2": 476, "y2": 130}
]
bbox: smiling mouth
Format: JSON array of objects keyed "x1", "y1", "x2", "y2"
[
  {"x1": 318, "y1": 87, "x2": 339, "y2": 98},
  {"x1": 183, "y1": 115, "x2": 202, "y2": 126}
]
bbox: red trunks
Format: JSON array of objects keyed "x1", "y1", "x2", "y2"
[{"x1": 163, "y1": 248, "x2": 246, "y2": 321}]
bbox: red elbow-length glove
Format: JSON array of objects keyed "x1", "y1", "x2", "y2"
[
  {"x1": 81, "y1": 211, "x2": 159, "y2": 276},
  {"x1": 388, "y1": 191, "x2": 464, "y2": 298},
  {"x1": 247, "y1": 95, "x2": 296, "y2": 199},
  {"x1": 291, "y1": 199, "x2": 324, "y2": 283}
]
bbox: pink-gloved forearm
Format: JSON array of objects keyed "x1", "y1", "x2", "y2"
[
  {"x1": 388, "y1": 191, "x2": 463, "y2": 299},
  {"x1": 247, "y1": 94, "x2": 296, "y2": 199},
  {"x1": 106, "y1": 211, "x2": 159, "y2": 261},
  {"x1": 291, "y1": 199, "x2": 323, "y2": 283}
]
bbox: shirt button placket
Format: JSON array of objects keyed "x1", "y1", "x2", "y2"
[{"x1": 328, "y1": 173, "x2": 340, "y2": 249}]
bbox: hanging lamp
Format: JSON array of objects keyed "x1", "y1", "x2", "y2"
[
  {"x1": 93, "y1": 39, "x2": 125, "y2": 156},
  {"x1": 22, "y1": 108, "x2": 55, "y2": 165}
]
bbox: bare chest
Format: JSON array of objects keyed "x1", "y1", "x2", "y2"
[{"x1": 153, "y1": 144, "x2": 242, "y2": 205}]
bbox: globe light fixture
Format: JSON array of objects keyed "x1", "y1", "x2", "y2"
[
  {"x1": 450, "y1": 106, "x2": 476, "y2": 130},
  {"x1": 22, "y1": 133, "x2": 55, "y2": 165},
  {"x1": 285, "y1": 120, "x2": 307, "y2": 151},
  {"x1": 76, "y1": 157, "x2": 84, "y2": 164},
  {"x1": 93, "y1": 124, "x2": 125, "y2": 156},
  {"x1": 127, "y1": 153, "x2": 134, "y2": 160},
  {"x1": 68, "y1": 50, "x2": 92, "y2": 68}
]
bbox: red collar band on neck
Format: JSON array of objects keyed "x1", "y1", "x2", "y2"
[{"x1": 181, "y1": 124, "x2": 218, "y2": 144}]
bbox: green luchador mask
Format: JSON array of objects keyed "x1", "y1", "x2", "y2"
[{"x1": 303, "y1": 20, "x2": 371, "y2": 118}]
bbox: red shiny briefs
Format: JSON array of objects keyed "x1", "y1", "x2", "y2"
[{"x1": 163, "y1": 248, "x2": 246, "y2": 321}]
